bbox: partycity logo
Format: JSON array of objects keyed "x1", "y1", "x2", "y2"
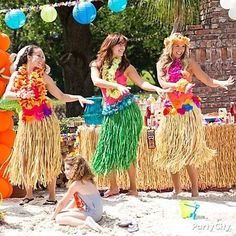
[{"x1": 193, "y1": 223, "x2": 232, "y2": 232}]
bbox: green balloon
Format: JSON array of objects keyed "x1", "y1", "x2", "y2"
[{"x1": 40, "y1": 5, "x2": 57, "y2": 23}]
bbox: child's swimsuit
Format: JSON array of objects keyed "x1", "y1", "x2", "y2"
[{"x1": 74, "y1": 192, "x2": 103, "y2": 222}]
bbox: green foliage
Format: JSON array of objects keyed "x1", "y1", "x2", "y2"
[
  {"x1": 0, "y1": 0, "x2": 64, "y2": 89},
  {"x1": 0, "y1": 0, "x2": 199, "y2": 93},
  {"x1": 138, "y1": 0, "x2": 200, "y2": 27},
  {"x1": 141, "y1": 70, "x2": 156, "y2": 85},
  {"x1": 60, "y1": 116, "x2": 84, "y2": 134},
  {"x1": 91, "y1": 3, "x2": 171, "y2": 85}
]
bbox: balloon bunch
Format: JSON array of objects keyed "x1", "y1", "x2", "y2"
[
  {"x1": 220, "y1": 0, "x2": 236, "y2": 20},
  {"x1": 2, "y1": 0, "x2": 128, "y2": 29},
  {"x1": 72, "y1": 0, "x2": 127, "y2": 24},
  {"x1": 0, "y1": 33, "x2": 11, "y2": 94},
  {"x1": 0, "y1": 33, "x2": 16, "y2": 199}
]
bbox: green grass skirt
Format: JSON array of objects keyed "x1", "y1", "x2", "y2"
[{"x1": 92, "y1": 102, "x2": 143, "y2": 175}]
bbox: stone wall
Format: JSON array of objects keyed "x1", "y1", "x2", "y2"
[{"x1": 185, "y1": 0, "x2": 236, "y2": 114}]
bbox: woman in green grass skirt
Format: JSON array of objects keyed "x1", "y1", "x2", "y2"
[{"x1": 90, "y1": 33, "x2": 169, "y2": 197}]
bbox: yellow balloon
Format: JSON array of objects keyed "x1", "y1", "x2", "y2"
[{"x1": 40, "y1": 5, "x2": 57, "y2": 23}]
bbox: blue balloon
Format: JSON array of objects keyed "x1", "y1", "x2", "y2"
[
  {"x1": 72, "y1": 2, "x2": 97, "y2": 25},
  {"x1": 108, "y1": 0, "x2": 127, "y2": 13},
  {"x1": 4, "y1": 9, "x2": 26, "y2": 30}
]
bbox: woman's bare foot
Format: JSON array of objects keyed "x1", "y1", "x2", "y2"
[
  {"x1": 126, "y1": 190, "x2": 138, "y2": 196},
  {"x1": 103, "y1": 189, "x2": 119, "y2": 198},
  {"x1": 172, "y1": 188, "x2": 183, "y2": 196},
  {"x1": 191, "y1": 190, "x2": 199, "y2": 198}
]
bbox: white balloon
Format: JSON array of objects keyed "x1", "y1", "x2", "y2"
[
  {"x1": 228, "y1": 6, "x2": 236, "y2": 20},
  {"x1": 220, "y1": 0, "x2": 234, "y2": 9}
]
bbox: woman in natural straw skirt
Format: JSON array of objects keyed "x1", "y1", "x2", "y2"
[
  {"x1": 155, "y1": 33, "x2": 234, "y2": 197},
  {"x1": 90, "y1": 33, "x2": 169, "y2": 197},
  {"x1": 3, "y1": 45, "x2": 93, "y2": 205}
]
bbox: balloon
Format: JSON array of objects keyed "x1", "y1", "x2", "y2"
[
  {"x1": 220, "y1": 0, "x2": 234, "y2": 10},
  {"x1": 0, "y1": 178, "x2": 13, "y2": 198},
  {"x1": 228, "y1": 3, "x2": 236, "y2": 20},
  {"x1": 108, "y1": 0, "x2": 127, "y2": 13},
  {"x1": 0, "y1": 111, "x2": 14, "y2": 132},
  {"x1": 0, "y1": 129, "x2": 16, "y2": 148},
  {"x1": 40, "y1": 5, "x2": 58, "y2": 23},
  {"x1": 0, "y1": 161, "x2": 9, "y2": 178},
  {"x1": 72, "y1": 2, "x2": 97, "y2": 25},
  {"x1": 0, "y1": 33, "x2": 10, "y2": 51},
  {"x1": 0, "y1": 50, "x2": 9, "y2": 68},
  {"x1": 0, "y1": 80, "x2": 7, "y2": 97},
  {"x1": 0, "y1": 57, "x2": 11, "y2": 82},
  {"x1": 0, "y1": 144, "x2": 11, "y2": 165},
  {"x1": 4, "y1": 9, "x2": 26, "y2": 30}
]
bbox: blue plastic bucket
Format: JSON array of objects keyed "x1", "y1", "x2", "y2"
[{"x1": 84, "y1": 96, "x2": 103, "y2": 125}]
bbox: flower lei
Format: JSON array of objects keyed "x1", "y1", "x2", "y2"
[
  {"x1": 13, "y1": 64, "x2": 52, "y2": 122},
  {"x1": 163, "y1": 59, "x2": 201, "y2": 116},
  {"x1": 164, "y1": 34, "x2": 190, "y2": 48},
  {"x1": 102, "y1": 57, "x2": 122, "y2": 99}
]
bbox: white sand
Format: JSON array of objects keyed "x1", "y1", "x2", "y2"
[{"x1": 1, "y1": 189, "x2": 236, "y2": 236}]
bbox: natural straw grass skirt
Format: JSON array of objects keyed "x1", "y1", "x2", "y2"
[
  {"x1": 92, "y1": 102, "x2": 143, "y2": 175},
  {"x1": 155, "y1": 105, "x2": 217, "y2": 173},
  {"x1": 6, "y1": 112, "x2": 61, "y2": 189}
]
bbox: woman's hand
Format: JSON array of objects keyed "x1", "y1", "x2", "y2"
[
  {"x1": 181, "y1": 70, "x2": 191, "y2": 80},
  {"x1": 155, "y1": 86, "x2": 172, "y2": 94},
  {"x1": 77, "y1": 96, "x2": 94, "y2": 108},
  {"x1": 217, "y1": 76, "x2": 235, "y2": 90},
  {"x1": 16, "y1": 89, "x2": 35, "y2": 99},
  {"x1": 185, "y1": 83, "x2": 195, "y2": 93},
  {"x1": 154, "y1": 86, "x2": 172, "y2": 99},
  {"x1": 116, "y1": 84, "x2": 130, "y2": 95}
]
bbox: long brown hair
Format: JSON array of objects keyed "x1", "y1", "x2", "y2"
[
  {"x1": 64, "y1": 155, "x2": 95, "y2": 185},
  {"x1": 91, "y1": 33, "x2": 130, "y2": 73},
  {"x1": 16, "y1": 45, "x2": 40, "y2": 70}
]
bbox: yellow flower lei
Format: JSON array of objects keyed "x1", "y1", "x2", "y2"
[{"x1": 102, "y1": 57, "x2": 122, "y2": 99}]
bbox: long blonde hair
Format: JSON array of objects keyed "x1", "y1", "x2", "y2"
[{"x1": 158, "y1": 33, "x2": 190, "y2": 76}]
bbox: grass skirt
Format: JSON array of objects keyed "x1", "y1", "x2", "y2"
[
  {"x1": 6, "y1": 112, "x2": 61, "y2": 189},
  {"x1": 92, "y1": 102, "x2": 143, "y2": 175},
  {"x1": 155, "y1": 105, "x2": 216, "y2": 173}
]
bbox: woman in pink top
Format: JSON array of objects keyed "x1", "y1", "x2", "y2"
[
  {"x1": 90, "y1": 33, "x2": 169, "y2": 197},
  {"x1": 155, "y1": 33, "x2": 234, "y2": 197}
]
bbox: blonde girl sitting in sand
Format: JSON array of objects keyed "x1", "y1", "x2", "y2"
[{"x1": 51, "y1": 155, "x2": 103, "y2": 232}]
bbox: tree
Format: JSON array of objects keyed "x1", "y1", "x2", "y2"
[
  {"x1": 138, "y1": 0, "x2": 200, "y2": 31},
  {"x1": 0, "y1": 0, "x2": 175, "y2": 116},
  {"x1": 49, "y1": 0, "x2": 103, "y2": 116},
  {"x1": 0, "y1": 0, "x2": 103, "y2": 117},
  {"x1": 90, "y1": 5, "x2": 170, "y2": 85},
  {"x1": 0, "y1": 1, "x2": 64, "y2": 90}
]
